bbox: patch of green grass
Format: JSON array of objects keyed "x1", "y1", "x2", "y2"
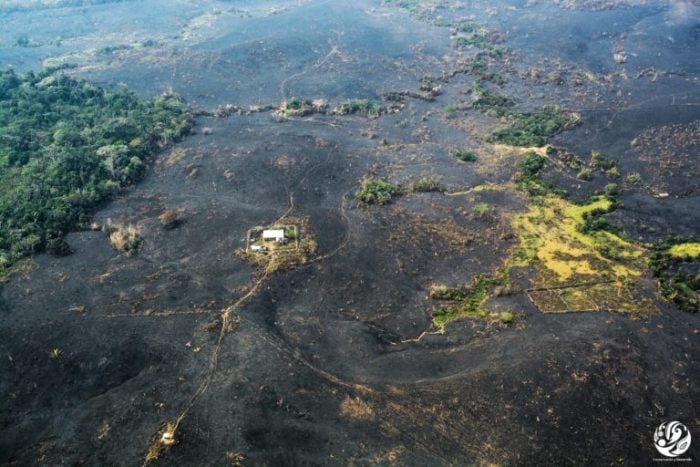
[
  {"x1": 499, "y1": 311, "x2": 515, "y2": 325},
  {"x1": 444, "y1": 104, "x2": 457, "y2": 113},
  {"x1": 356, "y1": 178, "x2": 403, "y2": 205},
  {"x1": 473, "y1": 202, "x2": 490, "y2": 215},
  {"x1": 432, "y1": 275, "x2": 495, "y2": 330}
]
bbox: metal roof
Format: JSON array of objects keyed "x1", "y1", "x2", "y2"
[{"x1": 262, "y1": 229, "x2": 285, "y2": 239}]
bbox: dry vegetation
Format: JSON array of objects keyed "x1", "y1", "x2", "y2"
[
  {"x1": 340, "y1": 395, "x2": 374, "y2": 420},
  {"x1": 237, "y1": 217, "x2": 317, "y2": 274},
  {"x1": 509, "y1": 196, "x2": 656, "y2": 315},
  {"x1": 145, "y1": 422, "x2": 177, "y2": 463},
  {"x1": 106, "y1": 223, "x2": 141, "y2": 255},
  {"x1": 158, "y1": 209, "x2": 182, "y2": 230}
]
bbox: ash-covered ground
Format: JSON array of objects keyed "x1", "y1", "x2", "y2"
[{"x1": 1, "y1": 0, "x2": 698, "y2": 465}]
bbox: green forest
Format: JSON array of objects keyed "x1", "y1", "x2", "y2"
[{"x1": 0, "y1": 69, "x2": 192, "y2": 275}]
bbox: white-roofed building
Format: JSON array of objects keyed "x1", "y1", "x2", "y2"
[{"x1": 262, "y1": 229, "x2": 287, "y2": 243}]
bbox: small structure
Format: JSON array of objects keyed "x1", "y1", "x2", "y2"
[
  {"x1": 246, "y1": 224, "x2": 298, "y2": 254},
  {"x1": 263, "y1": 229, "x2": 287, "y2": 244}
]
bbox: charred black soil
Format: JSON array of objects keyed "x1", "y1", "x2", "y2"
[{"x1": 1, "y1": 0, "x2": 699, "y2": 465}]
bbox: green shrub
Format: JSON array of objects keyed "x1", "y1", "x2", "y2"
[
  {"x1": 412, "y1": 177, "x2": 443, "y2": 193},
  {"x1": 516, "y1": 152, "x2": 561, "y2": 196},
  {"x1": 356, "y1": 178, "x2": 403, "y2": 205},
  {"x1": 472, "y1": 83, "x2": 513, "y2": 116},
  {"x1": 470, "y1": 83, "x2": 579, "y2": 147},
  {"x1": 604, "y1": 183, "x2": 619, "y2": 197},
  {"x1": 489, "y1": 107, "x2": 579, "y2": 147},
  {"x1": 473, "y1": 203, "x2": 490, "y2": 215},
  {"x1": 577, "y1": 168, "x2": 592, "y2": 181},
  {"x1": 605, "y1": 167, "x2": 620, "y2": 179},
  {"x1": 429, "y1": 284, "x2": 466, "y2": 301},
  {"x1": 432, "y1": 275, "x2": 495, "y2": 329},
  {"x1": 649, "y1": 239, "x2": 700, "y2": 313},
  {"x1": 334, "y1": 99, "x2": 379, "y2": 116},
  {"x1": 625, "y1": 172, "x2": 642, "y2": 185},
  {"x1": 499, "y1": 311, "x2": 515, "y2": 325},
  {"x1": 286, "y1": 97, "x2": 303, "y2": 110},
  {"x1": 478, "y1": 72, "x2": 506, "y2": 85},
  {"x1": 590, "y1": 151, "x2": 615, "y2": 170},
  {"x1": 454, "y1": 150, "x2": 477, "y2": 162},
  {"x1": 518, "y1": 152, "x2": 546, "y2": 179}
]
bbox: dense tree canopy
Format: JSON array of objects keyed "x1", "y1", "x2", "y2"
[{"x1": 0, "y1": 69, "x2": 192, "y2": 274}]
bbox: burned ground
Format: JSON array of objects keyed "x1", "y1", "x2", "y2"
[{"x1": 1, "y1": 0, "x2": 699, "y2": 465}]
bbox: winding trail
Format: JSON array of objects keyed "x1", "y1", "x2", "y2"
[{"x1": 142, "y1": 144, "x2": 356, "y2": 463}]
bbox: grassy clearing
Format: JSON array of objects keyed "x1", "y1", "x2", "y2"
[
  {"x1": 238, "y1": 217, "x2": 317, "y2": 274},
  {"x1": 508, "y1": 193, "x2": 653, "y2": 314},
  {"x1": 439, "y1": 146, "x2": 657, "y2": 321}
]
